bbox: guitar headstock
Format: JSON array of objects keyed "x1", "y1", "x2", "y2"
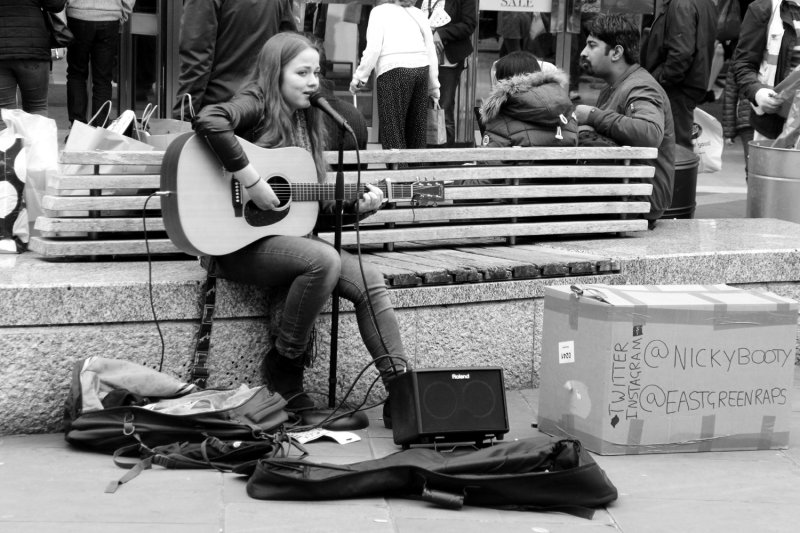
[{"x1": 410, "y1": 180, "x2": 445, "y2": 207}]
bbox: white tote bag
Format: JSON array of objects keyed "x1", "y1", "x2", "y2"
[{"x1": 692, "y1": 108, "x2": 723, "y2": 173}]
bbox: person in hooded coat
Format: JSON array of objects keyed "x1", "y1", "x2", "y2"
[{"x1": 479, "y1": 51, "x2": 578, "y2": 148}]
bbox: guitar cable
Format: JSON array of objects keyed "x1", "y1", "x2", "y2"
[{"x1": 143, "y1": 191, "x2": 171, "y2": 373}]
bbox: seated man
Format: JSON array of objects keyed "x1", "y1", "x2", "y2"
[{"x1": 573, "y1": 13, "x2": 676, "y2": 228}]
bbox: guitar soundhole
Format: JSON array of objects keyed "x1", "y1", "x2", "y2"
[
  {"x1": 266, "y1": 175, "x2": 292, "y2": 207},
  {"x1": 243, "y1": 174, "x2": 291, "y2": 227}
]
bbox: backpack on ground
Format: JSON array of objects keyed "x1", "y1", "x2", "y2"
[
  {"x1": 241, "y1": 435, "x2": 618, "y2": 517},
  {"x1": 63, "y1": 356, "x2": 289, "y2": 454}
]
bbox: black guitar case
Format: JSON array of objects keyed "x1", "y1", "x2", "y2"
[{"x1": 241, "y1": 435, "x2": 618, "y2": 516}]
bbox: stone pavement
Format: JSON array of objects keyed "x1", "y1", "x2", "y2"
[{"x1": 1, "y1": 367, "x2": 798, "y2": 533}]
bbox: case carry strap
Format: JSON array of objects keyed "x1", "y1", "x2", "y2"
[{"x1": 191, "y1": 259, "x2": 217, "y2": 388}]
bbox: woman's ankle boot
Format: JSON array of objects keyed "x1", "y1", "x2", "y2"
[{"x1": 261, "y1": 346, "x2": 315, "y2": 412}]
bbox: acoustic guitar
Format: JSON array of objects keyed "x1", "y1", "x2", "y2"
[{"x1": 160, "y1": 132, "x2": 444, "y2": 256}]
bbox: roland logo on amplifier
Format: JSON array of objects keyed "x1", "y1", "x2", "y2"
[{"x1": 451, "y1": 373, "x2": 470, "y2": 380}]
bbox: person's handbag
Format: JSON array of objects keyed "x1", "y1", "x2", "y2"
[
  {"x1": 42, "y1": 10, "x2": 73, "y2": 48},
  {"x1": 426, "y1": 100, "x2": 447, "y2": 146},
  {"x1": 692, "y1": 108, "x2": 723, "y2": 173}
]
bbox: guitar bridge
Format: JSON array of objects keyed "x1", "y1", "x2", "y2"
[{"x1": 231, "y1": 178, "x2": 243, "y2": 217}]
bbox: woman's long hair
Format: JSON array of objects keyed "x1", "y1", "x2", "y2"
[{"x1": 252, "y1": 32, "x2": 328, "y2": 182}]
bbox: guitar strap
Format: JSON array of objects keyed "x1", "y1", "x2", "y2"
[{"x1": 191, "y1": 258, "x2": 217, "y2": 388}]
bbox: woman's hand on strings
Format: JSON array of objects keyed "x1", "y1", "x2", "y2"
[
  {"x1": 247, "y1": 179, "x2": 281, "y2": 210},
  {"x1": 357, "y1": 183, "x2": 385, "y2": 213}
]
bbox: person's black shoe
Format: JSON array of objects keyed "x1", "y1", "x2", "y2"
[{"x1": 261, "y1": 346, "x2": 315, "y2": 412}]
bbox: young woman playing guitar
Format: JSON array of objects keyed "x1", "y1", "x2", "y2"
[{"x1": 193, "y1": 32, "x2": 407, "y2": 424}]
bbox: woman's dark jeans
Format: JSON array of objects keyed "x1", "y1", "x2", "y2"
[
  {"x1": 0, "y1": 60, "x2": 50, "y2": 115},
  {"x1": 214, "y1": 235, "x2": 406, "y2": 377}
]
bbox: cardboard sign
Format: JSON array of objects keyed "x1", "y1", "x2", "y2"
[{"x1": 538, "y1": 284, "x2": 798, "y2": 455}]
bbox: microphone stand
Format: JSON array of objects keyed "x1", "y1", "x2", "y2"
[{"x1": 301, "y1": 120, "x2": 368, "y2": 431}]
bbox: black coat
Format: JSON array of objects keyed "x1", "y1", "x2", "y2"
[
  {"x1": 0, "y1": 0, "x2": 67, "y2": 62},
  {"x1": 640, "y1": 0, "x2": 718, "y2": 101},
  {"x1": 416, "y1": 0, "x2": 477, "y2": 64},
  {"x1": 173, "y1": 0, "x2": 296, "y2": 117},
  {"x1": 731, "y1": 0, "x2": 800, "y2": 137}
]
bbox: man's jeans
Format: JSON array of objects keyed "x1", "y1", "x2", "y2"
[{"x1": 66, "y1": 18, "x2": 120, "y2": 124}]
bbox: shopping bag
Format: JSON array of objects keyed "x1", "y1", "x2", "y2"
[
  {"x1": 141, "y1": 96, "x2": 195, "y2": 150},
  {"x1": 62, "y1": 119, "x2": 156, "y2": 175},
  {"x1": 772, "y1": 92, "x2": 800, "y2": 149},
  {"x1": 426, "y1": 101, "x2": 447, "y2": 146},
  {"x1": 0, "y1": 108, "x2": 59, "y2": 244},
  {"x1": 692, "y1": 108, "x2": 723, "y2": 173}
]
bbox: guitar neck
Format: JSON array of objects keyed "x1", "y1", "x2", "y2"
[{"x1": 288, "y1": 182, "x2": 415, "y2": 202}]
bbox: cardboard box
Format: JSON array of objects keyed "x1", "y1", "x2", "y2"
[{"x1": 538, "y1": 285, "x2": 798, "y2": 454}]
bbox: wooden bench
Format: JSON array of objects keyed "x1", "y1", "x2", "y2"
[{"x1": 30, "y1": 145, "x2": 657, "y2": 269}]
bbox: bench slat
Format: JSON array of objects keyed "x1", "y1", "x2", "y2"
[
  {"x1": 369, "y1": 250, "x2": 477, "y2": 284},
  {"x1": 460, "y1": 245, "x2": 617, "y2": 275},
  {"x1": 446, "y1": 183, "x2": 653, "y2": 200},
  {"x1": 362, "y1": 201, "x2": 651, "y2": 224},
  {"x1": 42, "y1": 195, "x2": 161, "y2": 211},
  {"x1": 59, "y1": 151, "x2": 165, "y2": 165},
  {"x1": 320, "y1": 219, "x2": 648, "y2": 245},
  {"x1": 49, "y1": 174, "x2": 161, "y2": 190},
  {"x1": 326, "y1": 165, "x2": 655, "y2": 182},
  {"x1": 35, "y1": 217, "x2": 165, "y2": 233},
  {"x1": 323, "y1": 146, "x2": 658, "y2": 165},
  {"x1": 28, "y1": 237, "x2": 179, "y2": 256}
]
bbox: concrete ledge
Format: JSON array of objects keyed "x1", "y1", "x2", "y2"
[{"x1": 3, "y1": 218, "x2": 800, "y2": 435}]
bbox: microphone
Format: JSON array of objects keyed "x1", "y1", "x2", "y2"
[{"x1": 309, "y1": 92, "x2": 353, "y2": 133}]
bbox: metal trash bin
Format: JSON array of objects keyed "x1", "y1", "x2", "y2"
[
  {"x1": 747, "y1": 140, "x2": 800, "y2": 223},
  {"x1": 661, "y1": 144, "x2": 699, "y2": 219}
]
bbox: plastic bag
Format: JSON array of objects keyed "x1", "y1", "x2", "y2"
[
  {"x1": 0, "y1": 108, "x2": 59, "y2": 246},
  {"x1": 772, "y1": 92, "x2": 800, "y2": 149},
  {"x1": 692, "y1": 108, "x2": 723, "y2": 173}
]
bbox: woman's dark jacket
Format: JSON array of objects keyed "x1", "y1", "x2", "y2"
[
  {"x1": 0, "y1": 0, "x2": 67, "y2": 62},
  {"x1": 479, "y1": 69, "x2": 578, "y2": 148}
]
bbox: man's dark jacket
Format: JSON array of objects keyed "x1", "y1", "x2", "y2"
[
  {"x1": 173, "y1": 0, "x2": 296, "y2": 118},
  {"x1": 731, "y1": 0, "x2": 800, "y2": 137},
  {"x1": 640, "y1": 0, "x2": 719, "y2": 102}
]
